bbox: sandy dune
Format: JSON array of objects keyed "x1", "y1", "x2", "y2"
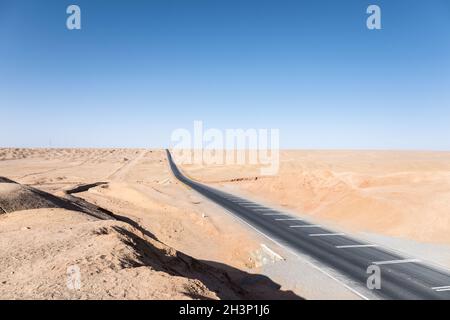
[
  {"x1": 0, "y1": 208, "x2": 228, "y2": 299},
  {"x1": 6, "y1": 148, "x2": 449, "y2": 299},
  {"x1": 0, "y1": 148, "x2": 299, "y2": 300},
  {"x1": 179, "y1": 150, "x2": 450, "y2": 245}
]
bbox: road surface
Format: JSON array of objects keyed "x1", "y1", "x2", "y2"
[{"x1": 166, "y1": 150, "x2": 450, "y2": 300}]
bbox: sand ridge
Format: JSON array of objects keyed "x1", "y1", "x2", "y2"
[
  {"x1": 0, "y1": 208, "x2": 240, "y2": 299},
  {"x1": 179, "y1": 150, "x2": 450, "y2": 244},
  {"x1": 0, "y1": 148, "x2": 300, "y2": 300}
]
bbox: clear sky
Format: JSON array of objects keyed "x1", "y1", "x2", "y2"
[{"x1": 1, "y1": 0, "x2": 450, "y2": 149}]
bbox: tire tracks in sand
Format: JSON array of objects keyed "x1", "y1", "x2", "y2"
[{"x1": 107, "y1": 150, "x2": 148, "y2": 181}]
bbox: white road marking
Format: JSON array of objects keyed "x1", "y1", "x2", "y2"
[
  {"x1": 263, "y1": 213, "x2": 286, "y2": 216},
  {"x1": 254, "y1": 208, "x2": 275, "y2": 211},
  {"x1": 432, "y1": 285, "x2": 450, "y2": 292},
  {"x1": 309, "y1": 233, "x2": 345, "y2": 237},
  {"x1": 372, "y1": 259, "x2": 420, "y2": 265},
  {"x1": 275, "y1": 218, "x2": 303, "y2": 221},
  {"x1": 336, "y1": 244, "x2": 379, "y2": 249},
  {"x1": 260, "y1": 244, "x2": 284, "y2": 261},
  {"x1": 290, "y1": 225, "x2": 321, "y2": 228}
]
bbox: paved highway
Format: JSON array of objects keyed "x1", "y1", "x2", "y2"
[{"x1": 166, "y1": 150, "x2": 450, "y2": 300}]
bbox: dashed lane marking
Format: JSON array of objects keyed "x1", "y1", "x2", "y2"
[
  {"x1": 432, "y1": 286, "x2": 450, "y2": 292},
  {"x1": 290, "y1": 225, "x2": 321, "y2": 228},
  {"x1": 336, "y1": 244, "x2": 379, "y2": 249},
  {"x1": 372, "y1": 259, "x2": 420, "y2": 266}
]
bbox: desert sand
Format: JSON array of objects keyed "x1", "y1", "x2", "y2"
[
  {"x1": 0, "y1": 148, "x2": 299, "y2": 300},
  {"x1": 3, "y1": 148, "x2": 450, "y2": 299},
  {"x1": 179, "y1": 150, "x2": 450, "y2": 245}
]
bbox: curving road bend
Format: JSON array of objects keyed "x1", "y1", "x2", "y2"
[{"x1": 166, "y1": 150, "x2": 450, "y2": 300}]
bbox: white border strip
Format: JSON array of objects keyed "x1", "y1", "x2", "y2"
[
  {"x1": 336, "y1": 244, "x2": 379, "y2": 249},
  {"x1": 309, "y1": 233, "x2": 345, "y2": 237},
  {"x1": 261, "y1": 244, "x2": 285, "y2": 261},
  {"x1": 290, "y1": 225, "x2": 321, "y2": 228},
  {"x1": 373, "y1": 259, "x2": 420, "y2": 265},
  {"x1": 432, "y1": 285, "x2": 450, "y2": 292}
]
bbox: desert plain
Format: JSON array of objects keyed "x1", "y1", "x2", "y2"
[{"x1": 1, "y1": 148, "x2": 450, "y2": 299}]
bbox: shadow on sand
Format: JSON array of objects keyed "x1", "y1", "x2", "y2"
[
  {"x1": 113, "y1": 226, "x2": 303, "y2": 300},
  {"x1": 1, "y1": 176, "x2": 303, "y2": 300}
]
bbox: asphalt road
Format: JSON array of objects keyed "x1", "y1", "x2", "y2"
[{"x1": 166, "y1": 150, "x2": 450, "y2": 300}]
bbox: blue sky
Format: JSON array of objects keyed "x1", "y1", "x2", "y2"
[{"x1": 1, "y1": 0, "x2": 450, "y2": 149}]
